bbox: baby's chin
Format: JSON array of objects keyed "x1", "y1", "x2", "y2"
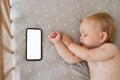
[
  {"x1": 86, "y1": 44, "x2": 101, "y2": 49},
  {"x1": 80, "y1": 43, "x2": 97, "y2": 49},
  {"x1": 79, "y1": 43, "x2": 89, "y2": 48}
]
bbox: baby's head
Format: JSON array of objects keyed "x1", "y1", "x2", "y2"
[{"x1": 79, "y1": 12, "x2": 115, "y2": 48}]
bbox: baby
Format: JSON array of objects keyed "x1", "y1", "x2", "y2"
[{"x1": 48, "y1": 12, "x2": 120, "y2": 80}]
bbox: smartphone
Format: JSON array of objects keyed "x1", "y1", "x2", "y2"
[{"x1": 26, "y1": 28, "x2": 42, "y2": 61}]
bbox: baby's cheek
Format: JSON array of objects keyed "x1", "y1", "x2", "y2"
[{"x1": 86, "y1": 38, "x2": 94, "y2": 44}]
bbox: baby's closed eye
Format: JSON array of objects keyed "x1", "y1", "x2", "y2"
[
  {"x1": 84, "y1": 33, "x2": 88, "y2": 36},
  {"x1": 80, "y1": 33, "x2": 88, "y2": 37}
]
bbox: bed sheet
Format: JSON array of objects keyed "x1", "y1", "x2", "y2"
[{"x1": 10, "y1": 0, "x2": 120, "y2": 80}]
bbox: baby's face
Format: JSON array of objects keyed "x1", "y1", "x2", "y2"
[{"x1": 79, "y1": 21, "x2": 102, "y2": 48}]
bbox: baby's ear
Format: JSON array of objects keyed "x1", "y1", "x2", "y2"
[{"x1": 99, "y1": 32, "x2": 108, "y2": 43}]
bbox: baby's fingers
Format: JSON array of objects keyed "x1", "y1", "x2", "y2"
[{"x1": 48, "y1": 31, "x2": 58, "y2": 38}]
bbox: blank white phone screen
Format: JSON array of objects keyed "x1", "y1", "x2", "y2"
[{"x1": 26, "y1": 29, "x2": 42, "y2": 60}]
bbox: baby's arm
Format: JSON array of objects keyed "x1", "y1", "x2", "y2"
[
  {"x1": 68, "y1": 43, "x2": 119, "y2": 61},
  {"x1": 48, "y1": 31, "x2": 82, "y2": 64}
]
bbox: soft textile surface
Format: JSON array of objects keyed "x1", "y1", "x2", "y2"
[{"x1": 10, "y1": 0, "x2": 120, "y2": 80}]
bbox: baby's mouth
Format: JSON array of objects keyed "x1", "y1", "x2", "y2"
[
  {"x1": 80, "y1": 42, "x2": 84, "y2": 46},
  {"x1": 80, "y1": 42, "x2": 88, "y2": 48}
]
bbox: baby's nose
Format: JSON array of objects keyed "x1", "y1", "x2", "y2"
[
  {"x1": 80, "y1": 36, "x2": 84, "y2": 42},
  {"x1": 80, "y1": 36, "x2": 83, "y2": 40}
]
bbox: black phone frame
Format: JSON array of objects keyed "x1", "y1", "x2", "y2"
[{"x1": 26, "y1": 28, "x2": 42, "y2": 61}]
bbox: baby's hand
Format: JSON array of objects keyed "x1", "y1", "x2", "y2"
[
  {"x1": 62, "y1": 34, "x2": 74, "y2": 47},
  {"x1": 48, "y1": 31, "x2": 61, "y2": 44}
]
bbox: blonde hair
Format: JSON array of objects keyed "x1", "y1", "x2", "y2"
[{"x1": 80, "y1": 12, "x2": 115, "y2": 43}]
